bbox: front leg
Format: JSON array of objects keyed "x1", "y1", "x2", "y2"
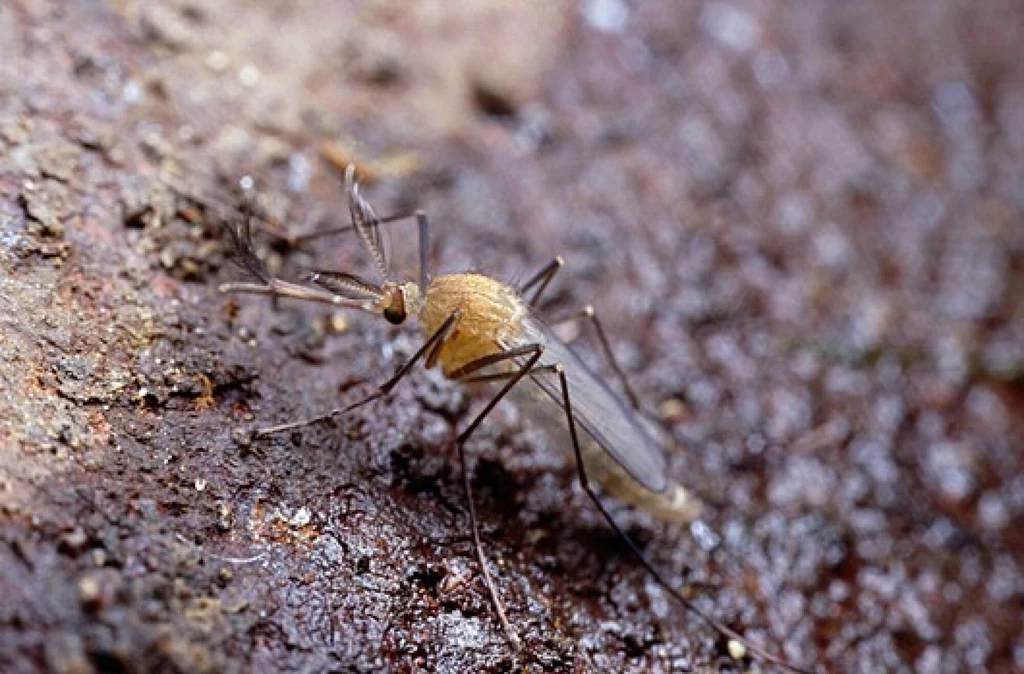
[
  {"x1": 438, "y1": 343, "x2": 548, "y2": 648},
  {"x1": 253, "y1": 310, "x2": 461, "y2": 436}
]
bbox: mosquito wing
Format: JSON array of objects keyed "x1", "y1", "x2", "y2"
[{"x1": 515, "y1": 315, "x2": 668, "y2": 493}]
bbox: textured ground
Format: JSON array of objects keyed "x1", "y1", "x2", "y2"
[{"x1": 1, "y1": 1, "x2": 1022, "y2": 672}]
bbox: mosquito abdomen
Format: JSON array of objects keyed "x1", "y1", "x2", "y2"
[
  {"x1": 514, "y1": 379, "x2": 703, "y2": 523},
  {"x1": 578, "y1": 437, "x2": 703, "y2": 523}
]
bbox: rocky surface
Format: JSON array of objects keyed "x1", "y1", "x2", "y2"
[{"x1": 1, "y1": 1, "x2": 1022, "y2": 672}]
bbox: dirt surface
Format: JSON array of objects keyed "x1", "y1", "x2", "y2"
[{"x1": 1, "y1": 1, "x2": 1023, "y2": 672}]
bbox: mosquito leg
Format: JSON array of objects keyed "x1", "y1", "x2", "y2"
[
  {"x1": 519, "y1": 256, "x2": 564, "y2": 307},
  {"x1": 552, "y1": 367, "x2": 812, "y2": 674},
  {"x1": 440, "y1": 344, "x2": 546, "y2": 648},
  {"x1": 289, "y1": 210, "x2": 432, "y2": 292},
  {"x1": 458, "y1": 364, "x2": 559, "y2": 385},
  {"x1": 414, "y1": 210, "x2": 430, "y2": 293},
  {"x1": 288, "y1": 210, "x2": 411, "y2": 245},
  {"x1": 447, "y1": 343, "x2": 547, "y2": 381},
  {"x1": 452, "y1": 441, "x2": 518, "y2": 648},
  {"x1": 255, "y1": 310, "x2": 461, "y2": 436},
  {"x1": 553, "y1": 305, "x2": 641, "y2": 411}
]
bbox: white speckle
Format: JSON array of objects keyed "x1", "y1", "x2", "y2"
[
  {"x1": 745, "y1": 431, "x2": 768, "y2": 454},
  {"x1": 872, "y1": 394, "x2": 906, "y2": 433},
  {"x1": 316, "y1": 533, "x2": 345, "y2": 563},
  {"x1": 790, "y1": 349, "x2": 821, "y2": 380},
  {"x1": 239, "y1": 64, "x2": 260, "y2": 87},
  {"x1": 916, "y1": 645, "x2": 942, "y2": 674},
  {"x1": 706, "y1": 333, "x2": 755, "y2": 382},
  {"x1": 812, "y1": 226, "x2": 852, "y2": 271},
  {"x1": 177, "y1": 125, "x2": 196, "y2": 142},
  {"x1": 290, "y1": 506, "x2": 312, "y2": 527},
  {"x1": 965, "y1": 386, "x2": 1005, "y2": 428},
  {"x1": 690, "y1": 520, "x2": 721, "y2": 550},
  {"x1": 773, "y1": 192, "x2": 812, "y2": 234},
  {"x1": 122, "y1": 81, "x2": 142, "y2": 104},
  {"x1": 769, "y1": 456, "x2": 836, "y2": 508},
  {"x1": 287, "y1": 152, "x2": 313, "y2": 193},
  {"x1": 924, "y1": 517, "x2": 957, "y2": 549},
  {"x1": 722, "y1": 518, "x2": 747, "y2": 547},
  {"x1": 727, "y1": 639, "x2": 747, "y2": 660},
  {"x1": 700, "y1": 2, "x2": 762, "y2": 53},
  {"x1": 955, "y1": 618, "x2": 992, "y2": 667},
  {"x1": 766, "y1": 386, "x2": 812, "y2": 441},
  {"x1": 206, "y1": 50, "x2": 230, "y2": 72},
  {"x1": 850, "y1": 294, "x2": 892, "y2": 351},
  {"x1": 582, "y1": 0, "x2": 629, "y2": 33},
  {"x1": 439, "y1": 612, "x2": 491, "y2": 649},
  {"x1": 195, "y1": 479, "x2": 207, "y2": 492},
  {"x1": 987, "y1": 555, "x2": 1020, "y2": 602},
  {"x1": 900, "y1": 588, "x2": 940, "y2": 640},
  {"x1": 828, "y1": 580, "x2": 850, "y2": 602},
  {"x1": 925, "y1": 442, "x2": 976, "y2": 502},
  {"x1": 0, "y1": 226, "x2": 23, "y2": 252},
  {"x1": 977, "y1": 492, "x2": 1008, "y2": 530},
  {"x1": 686, "y1": 377, "x2": 722, "y2": 410}
]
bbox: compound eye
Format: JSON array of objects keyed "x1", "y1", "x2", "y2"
[
  {"x1": 383, "y1": 305, "x2": 406, "y2": 325},
  {"x1": 383, "y1": 288, "x2": 406, "y2": 325}
]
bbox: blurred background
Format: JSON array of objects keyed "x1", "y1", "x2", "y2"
[{"x1": 1, "y1": 1, "x2": 1021, "y2": 672}]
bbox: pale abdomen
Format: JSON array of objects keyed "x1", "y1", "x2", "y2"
[
  {"x1": 515, "y1": 316, "x2": 702, "y2": 523},
  {"x1": 514, "y1": 380, "x2": 703, "y2": 524}
]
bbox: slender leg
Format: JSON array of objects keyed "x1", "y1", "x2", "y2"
[
  {"x1": 458, "y1": 364, "x2": 559, "y2": 385},
  {"x1": 424, "y1": 304, "x2": 472, "y2": 371},
  {"x1": 289, "y1": 210, "x2": 412, "y2": 244},
  {"x1": 521, "y1": 256, "x2": 641, "y2": 411},
  {"x1": 519, "y1": 256, "x2": 564, "y2": 307},
  {"x1": 447, "y1": 343, "x2": 546, "y2": 381},
  {"x1": 551, "y1": 367, "x2": 812, "y2": 674},
  {"x1": 414, "y1": 211, "x2": 430, "y2": 293},
  {"x1": 254, "y1": 310, "x2": 461, "y2": 436},
  {"x1": 440, "y1": 344, "x2": 546, "y2": 648},
  {"x1": 290, "y1": 210, "x2": 432, "y2": 293},
  {"x1": 553, "y1": 305, "x2": 642, "y2": 411}
]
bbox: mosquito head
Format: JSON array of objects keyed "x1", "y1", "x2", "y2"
[{"x1": 380, "y1": 281, "x2": 422, "y2": 325}]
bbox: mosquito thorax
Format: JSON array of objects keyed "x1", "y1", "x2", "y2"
[{"x1": 420, "y1": 273, "x2": 527, "y2": 377}]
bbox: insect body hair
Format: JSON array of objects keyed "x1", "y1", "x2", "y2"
[{"x1": 420, "y1": 273, "x2": 528, "y2": 377}]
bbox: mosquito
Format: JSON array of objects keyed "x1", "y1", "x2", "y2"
[{"x1": 217, "y1": 165, "x2": 811, "y2": 673}]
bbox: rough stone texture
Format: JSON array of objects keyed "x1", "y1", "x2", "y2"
[{"x1": 1, "y1": 1, "x2": 1022, "y2": 672}]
